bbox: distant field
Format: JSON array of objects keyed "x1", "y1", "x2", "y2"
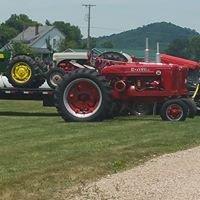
[{"x1": 0, "y1": 100, "x2": 200, "y2": 200}]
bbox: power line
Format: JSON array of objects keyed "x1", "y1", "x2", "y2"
[
  {"x1": 82, "y1": 4, "x2": 96, "y2": 50},
  {"x1": 80, "y1": 26, "x2": 125, "y2": 32}
]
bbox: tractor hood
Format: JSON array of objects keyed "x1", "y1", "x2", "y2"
[
  {"x1": 161, "y1": 54, "x2": 200, "y2": 70},
  {"x1": 101, "y1": 62, "x2": 180, "y2": 76},
  {"x1": 53, "y1": 52, "x2": 88, "y2": 63}
]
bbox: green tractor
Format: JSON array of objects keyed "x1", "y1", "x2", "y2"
[{"x1": 0, "y1": 51, "x2": 46, "y2": 88}]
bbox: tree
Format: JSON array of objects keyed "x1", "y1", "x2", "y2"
[
  {"x1": 101, "y1": 41, "x2": 114, "y2": 49},
  {"x1": 0, "y1": 25, "x2": 18, "y2": 48},
  {"x1": 165, "y1": 38, "x2": 191, "y2": 59},
  {"x1": 188, "y1": 36, "x2": 200, "y2": 60},
  {"x1": 5, "y1": 14, "x2": 38, "y2": 33},
  {"x1": 0, "y1": 14, "x2": 39, "y2": 48},
  {"x1": 165, "y1": 36, "x2": 200, "y2": 61},
  {"x1": 0, "y1": 14, "x2": 84, "y2": 52},
  {"x1": 53, "y1": 21, "x2": 82, "y2": 50},
  {"x1": 81, "y1": 38, "x2": 97, "y2": 49},
  {"x1": 58, "y1": 39, "x2": 79, "y2": 51},
  {"x1": 11, "y1": 41, "x2": 33, "y2": 55}
]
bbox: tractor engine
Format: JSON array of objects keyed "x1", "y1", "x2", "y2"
[{"x1": 101, "y1": 62, "x2": 188, "y2": 102}]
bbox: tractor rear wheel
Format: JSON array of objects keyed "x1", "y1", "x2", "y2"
[
  {"x1": 54, "y1": 69, "x2": 111, "y2": 122},
  {"x1": 160, "y1": 99, "x2": 188, "y2": 121},
  {"x1": 7, "y1": 55, "x2": 43, "y2": 88}
]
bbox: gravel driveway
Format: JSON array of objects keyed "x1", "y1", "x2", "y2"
[{"x1": 66, "y1": 147, "x2": 200, "y2": 200}]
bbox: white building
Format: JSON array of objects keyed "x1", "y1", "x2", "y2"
[{"x1": 2, "y1": 25, "x2": 65, "y2": 54}]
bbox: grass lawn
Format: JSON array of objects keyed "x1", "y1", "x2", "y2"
[{"x1": 0, "y1": 100, "x2": 200, "y2": 200}]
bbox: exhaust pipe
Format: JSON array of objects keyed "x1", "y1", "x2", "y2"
[
  {"x1": 115, "y1": 80, "x2": 126, "y2": 92},
  {"x1": 156, "y1": 42, "x2": 161, "y2": 63},
  {"x1": 145, "y1": 38, "x2": 150, "y2": 63}
]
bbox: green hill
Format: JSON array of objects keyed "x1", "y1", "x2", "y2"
[{"x1": 96, "y1": 22, "x2": 199, "y2": 51}]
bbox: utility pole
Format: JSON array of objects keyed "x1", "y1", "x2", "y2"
[{"x1": 82, "y1": 4, "x2": 96, "y2": 50}]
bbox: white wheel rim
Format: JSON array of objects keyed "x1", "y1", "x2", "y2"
[
  {"x1": 51, "y1": 73, "x2": 63, "y2": 87},
  {"x1": 63, "y1": 78, "x2": 103, "y2": 118}
]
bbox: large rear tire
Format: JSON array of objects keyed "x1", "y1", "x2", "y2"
[
  {"x1": 6, "y1": 55, "x2": 44, "y2": 88},
  {"x1": 54, "y1": 69, "x2": 111, "y2": 122}
]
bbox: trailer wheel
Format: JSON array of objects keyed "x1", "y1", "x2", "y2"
[
  {"x1": 47, "y1": 68, "x2": 65, "y2": 89},
  {"x1": 181, "y1": 98, "x2": 197, "y2": 118},
  {"x1": 160, "y1": 99, "x2": 188, "y2": 121},
  {"x1": 7, "y1": 55, "x2": 42, "y2": 88},
  {"x1": 54, "y1": 69, "x2": 111, "y2": 122}
]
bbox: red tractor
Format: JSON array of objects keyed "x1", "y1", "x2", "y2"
[{"x1": 54, "y1": 58, "x2": 196, "y2": 122}]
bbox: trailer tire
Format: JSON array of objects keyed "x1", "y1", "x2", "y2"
[
  {"x1": 160, "y1": 99, "x2": 188, "y2": 121},
  {"x1": 54, "y1": 69, "x2": 111, "y2": 122},
  {"x1": 181, "y1": 98, "x2": 197, "y2": 118}
]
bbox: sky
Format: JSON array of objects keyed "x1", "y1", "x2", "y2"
[{"x1": 0, "y1": 0, "x2": 199, "y2": 38}]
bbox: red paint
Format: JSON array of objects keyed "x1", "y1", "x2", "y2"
[
  {"x1": 67, "y1": 80, "x2": 100, "y2": 114},
  {"x1": 101, "y1": 61, "x2": 188, "y2": 103},
  {"x1": 161, "y1": 54, "x2": 200, "y2": 70},
  {"x1": 58, "y1": 61, "x2": 78, "y2": 73}
]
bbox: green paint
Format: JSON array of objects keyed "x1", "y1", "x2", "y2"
[{"x1": 0, "y1": 51, "x2": 11, "y2": 74}]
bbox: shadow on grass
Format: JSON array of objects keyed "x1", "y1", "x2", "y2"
[
  {"x1": 0, "y1": 111, "x2": 160, "y2": 122},
  {"x1": 111, "y1": 116, "x2": 161, "y2": 122},
  {"x1": 0, "y1": 111, "x2": 59, "y2": 117}
]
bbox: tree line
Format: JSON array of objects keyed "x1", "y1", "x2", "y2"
[
  {"x1": 0, "y1": 14, "x2": 200, "y2": 59},
  {"x1": 165, "y1": 36, "x2": 200, "y2": 61},
  {"x1": 0, "y1": 14, "x2": 114, "y2": 52},
  {"x1": 0, "y1": 14, "x2": 85, "y2": 51}
]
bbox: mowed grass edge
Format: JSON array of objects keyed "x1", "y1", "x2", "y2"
[{"x1": 0, "y1": 100, "x2": 200, "y2": 200}]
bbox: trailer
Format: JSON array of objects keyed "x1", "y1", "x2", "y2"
[{"x1": 0, "y1": 87, "x2": 55, "y2": 107}]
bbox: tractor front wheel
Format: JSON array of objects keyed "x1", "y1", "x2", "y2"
[
  {"x1": 160, "y1": 99, "x2": 188, "y2": 121},
  {"x1": 181, "y1": 98, "x2": 197, "y2": 118},
  {"x1": 54, "y1": 69, "x2": 111, "y2": 122},
  {"x1": 46, "y1": 68, "x2": 65, "y2": 89}
]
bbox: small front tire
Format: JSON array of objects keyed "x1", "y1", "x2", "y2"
[
  {"x1": 181, "y1": 98, "x2": 197, "y2": 118},
  {"x1": 160, "y1": 99, "x2": 188, "y2": 121},
  {"x1": 46, "y1": 68, "x2": 65, "y2": 89}
]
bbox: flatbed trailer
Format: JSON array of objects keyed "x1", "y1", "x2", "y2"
[{"x1": 0, "y1": 87, "x2": 55, "y2": 107}]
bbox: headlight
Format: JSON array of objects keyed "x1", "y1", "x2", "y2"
[{"x1": 156, "y1": 70, "x2": 161, "y2": 76}]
